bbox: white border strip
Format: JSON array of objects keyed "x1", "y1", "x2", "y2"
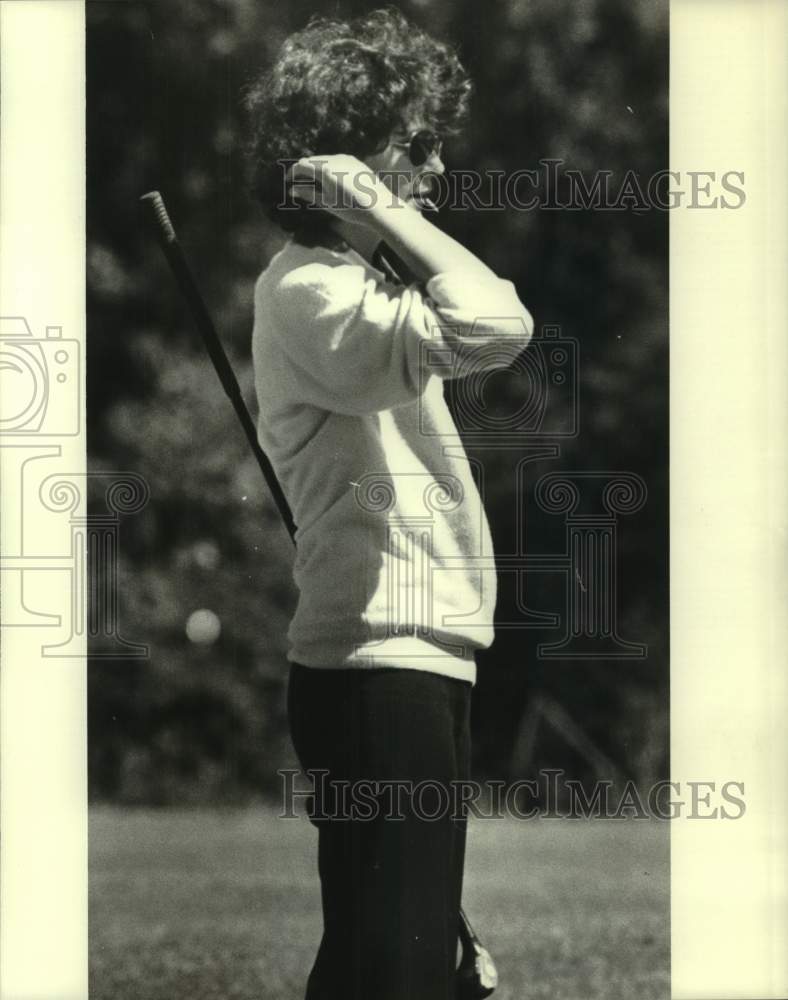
[
  {"x1": 0, "y1": 3, "x2": 87, "y2": 999},
  {"x1": 671, "y1": 0, "x2": 788, "y2": 996}
]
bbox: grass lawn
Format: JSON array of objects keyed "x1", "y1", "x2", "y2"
[{"x1": 90, "y1": 807, "x2": 669, "y2": 1000}]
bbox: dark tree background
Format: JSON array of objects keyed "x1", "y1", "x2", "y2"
[{"x1": 87, "y1": 0, "x2": 668, "y2": 804}]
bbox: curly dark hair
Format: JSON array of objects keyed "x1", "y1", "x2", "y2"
[{"x1": 244, "y1": 7, "x2": 472, "y2": 244}]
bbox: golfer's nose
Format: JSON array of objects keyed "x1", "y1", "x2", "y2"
[{"x1": 426, "y1": 150, "x2": 445, "y2": 175}]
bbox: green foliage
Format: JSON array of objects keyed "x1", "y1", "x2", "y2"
[{"x1": 88, "y1": 0, "x2": 668, "y2": 803}]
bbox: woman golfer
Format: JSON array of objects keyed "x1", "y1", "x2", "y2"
[{"x1": 246, "y1": 9, "x2": 532, "y2": 999}]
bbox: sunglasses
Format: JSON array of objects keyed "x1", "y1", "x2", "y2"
[{"x1": 391, "y1": 129, "x2": 443, "y2": 167}]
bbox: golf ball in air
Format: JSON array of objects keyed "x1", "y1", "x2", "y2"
[{"x1": 185, "y1": 608, "x2": 221, "y2": 645}]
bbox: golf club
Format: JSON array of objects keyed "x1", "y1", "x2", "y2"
[{"x1": 140, "y1": 189, "x2": 499, "y2": 1000}]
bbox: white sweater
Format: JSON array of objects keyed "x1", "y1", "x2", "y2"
[{"x1": 252, "y1": 237, "x2": 533, "y2": 684}]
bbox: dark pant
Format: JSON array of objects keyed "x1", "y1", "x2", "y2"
[{"x1": 287, "y1": 663, "x2": 472, "y2": 1000}]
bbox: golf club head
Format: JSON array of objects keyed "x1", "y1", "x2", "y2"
[
  {"x1": 456, "y1": 941, "x2": 498, "y2": 1000},
  {"x1": 456, "y1": 909, "x2": 498, "y2": 1000}
]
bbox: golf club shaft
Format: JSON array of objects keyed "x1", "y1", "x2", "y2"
[{"x1": 140, "y1": 190, "x2": 297, "y2": 542}]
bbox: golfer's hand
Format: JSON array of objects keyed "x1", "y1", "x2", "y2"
[{"x1": 287, "y1": 154, "x2": 402, "y2": 230}]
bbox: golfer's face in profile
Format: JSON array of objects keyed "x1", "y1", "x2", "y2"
[{"x1": 365, "y1": 122, "x2": 446, "y2": 207}]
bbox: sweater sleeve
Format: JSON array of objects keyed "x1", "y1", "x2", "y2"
[{"x1": 271, "y1": 256, "x2": 533, "y2": 416}]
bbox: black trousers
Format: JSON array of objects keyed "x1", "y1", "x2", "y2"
[{"x1": 287, "y1": 663, "x2": 472, "y2": 1000}]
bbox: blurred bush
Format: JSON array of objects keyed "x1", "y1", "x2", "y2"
[{"x1": 88, "y1": 0, "x2": 668, "y2": 803}]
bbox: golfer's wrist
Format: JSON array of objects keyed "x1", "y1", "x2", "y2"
[
  {"x1": 365, "y1": 192, "x2": 413, "y2": 228},
  {"x1": 370, "y1": 202, "x2": 498, "y2": 284},
  {"x1": 368, "y1": 200, "x2": 436, "y2": 255}
]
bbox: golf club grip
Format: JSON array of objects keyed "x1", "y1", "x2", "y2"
[
  {"x1": 140, "y1": 190, "x2": 176, "y2": 244},
  {"x1": 140, "y1": 191, "x2": 297, "y2": 543}
]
